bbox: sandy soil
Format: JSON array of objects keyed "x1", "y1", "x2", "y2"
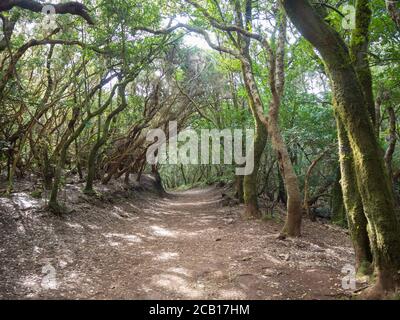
[{"x1": 0, "y1": 180, "x2": 356, "y2": 300}]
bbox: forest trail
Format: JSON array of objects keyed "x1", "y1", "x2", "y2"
[{"x1": 0, "y1": 185, "x2": 354, "y2": 300}]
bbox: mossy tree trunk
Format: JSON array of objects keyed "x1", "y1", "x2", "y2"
[
  {"x1": 331, "y1": 168, "x2": 346, "y2": 227},
  {"x1": 349, "y1": 0, "x2": 375, "y2": 125},
  {"x1": 283, "y1": 0, "x2": 400, "y2": 294},
  {"x1": 337, "y1": 116, "x2": 372, "y2": 273}
]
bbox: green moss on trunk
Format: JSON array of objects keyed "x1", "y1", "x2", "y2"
[
  {"x1": 336, "y1": 116, "x2": 372, "y2": 273},
  {"x1": 331, "y1": 168, "x2": 347, "y2": 228}
]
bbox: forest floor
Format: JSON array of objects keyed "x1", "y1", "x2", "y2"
[{"x1": 0, "y1": 177, "x2": 356, "y2": 299}]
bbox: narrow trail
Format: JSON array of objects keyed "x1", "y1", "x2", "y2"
[{"x1": 0, "y1": 186, "x2": 354, "y2": 299}]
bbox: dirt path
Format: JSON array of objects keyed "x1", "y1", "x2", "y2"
[{"x1": 0, "y1": 185, "x2": 355, "y2": 299}]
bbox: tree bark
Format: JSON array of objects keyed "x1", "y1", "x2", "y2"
[
  {"x1": 236, "y1": 0, "x2": 268, "y2": 219},
  {"x1": 282, "y1": 0, "x2": 400, "y2": 295},
  {"x1": 257, "y1": 13, "x2": 303, "y2": 237},
  {"x1": 384, "y1": 106, "x2": 397, "y2": 182},
  {"x1": 304, "y1": 147, "x2": 331, "y2": 221},
  {"x1": 241, "y1": 61, "x2": 268, "y2": 218},
  {"x1": 331, "y1": 168, "x2": 346, "y2": 227},
  {"x1": 350, "y1": 0, "x2": 375, "y2": 125},
  {"x1": 235, "y1": 175, "x2": 244, "y2": 203},
  {"x1": 269, "y1": 105, "x2": 302, "y2": 236},
  {"x1": 337, "y1": 116, "x2": 372, "y2": 274}
]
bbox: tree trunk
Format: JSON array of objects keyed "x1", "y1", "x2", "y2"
[
  {"x1": 84, "y1": 139, "x2": 103, "y2": 194},
  {"x1": 241, "y1": 61, "x2": 268, "y2": 219},
  {"x1": 242, "y1": 117, "x2": 267, "y2": 218},
  {"x1": 283, "y1": 0, "x2": 400, "y2": 295},
  {"x1": 331, "y1": 168, "x2": 346, "y2": 227},
  {"x1": 384, "y1": 106, "x2": 397, "y2": 183},
  {"x1": 269, "y1": 114, "x2": 302, "y2": 237},
  {"x1": 262, "y1": 13, "x2": 303, "y2": 237},
  {"x1": 48, "y1": 147, "x2": 68, "y2": 212},
  {"x1": 337, "y1": 117, "x2": 372, "y2": 274},
  {"x1": 48, "y1": 106, "x2": 80, "y2": 212},
  {"x1": 304, "y1": 147, "x2": 331, "y2": 222},
  {"x1": 235, "y1": 175, "x2": 244, "y2": 203}
]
